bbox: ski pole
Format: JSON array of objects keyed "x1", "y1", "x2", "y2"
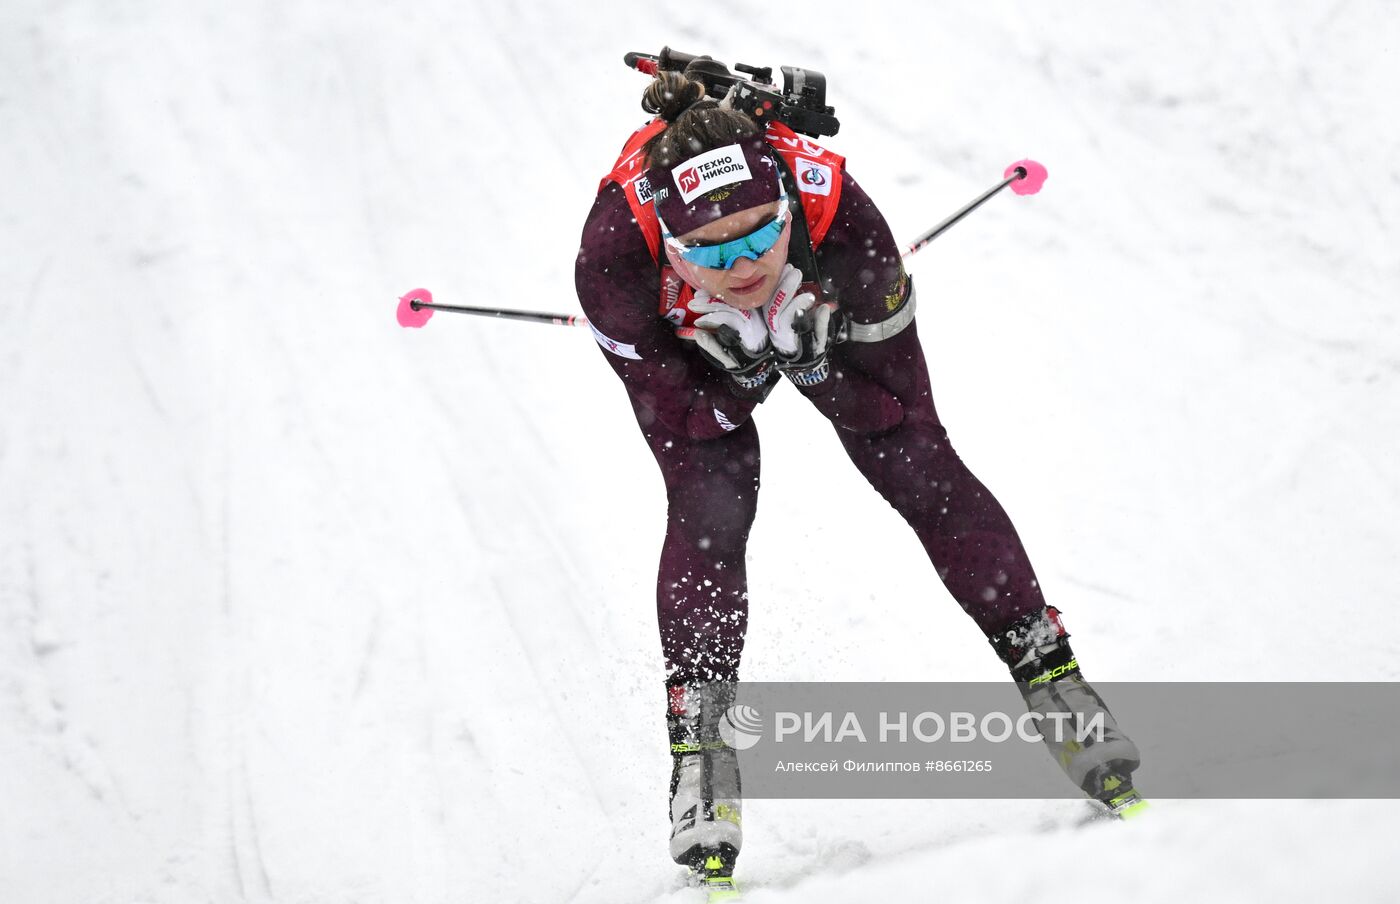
[
  {"x1": 903, "y1": 159, "x2": 1048, "y2": 258},
  {"x1": 396, "y1": 289, "x2": 589, "y2": 330},
  {"x1": 396, "y1": 158, "x2": 1048, "y2": 329}
]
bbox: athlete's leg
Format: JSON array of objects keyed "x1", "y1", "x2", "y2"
[
  {"x1": 825, "y1": 323, "x2": 1046, "y2": 635},
  {"x1": 629, "y1": 393, "x2": 760, "y2": 684},
  {"x1": 628, "y1": 395, "x2": 756, "y2": 872},
  {"x1": 822, "y1": 326, "x2": 1142, "y2": 805}
]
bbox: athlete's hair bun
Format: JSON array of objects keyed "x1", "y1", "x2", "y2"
[{"x1": 641, "y1": 71, "x2": 708, "y2": 121}]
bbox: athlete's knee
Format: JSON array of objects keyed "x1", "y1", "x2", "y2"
[
  {"x1": 855, "y1": 426, "x2": 967, "y2": 513},
  {"x1": 666, "y1": 472, "x2": 759, "y2": 552}
]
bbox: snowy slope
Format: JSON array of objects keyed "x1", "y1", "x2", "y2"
[{"x1": 2, "y1": 1, "x2": 1398, "y2": 902}]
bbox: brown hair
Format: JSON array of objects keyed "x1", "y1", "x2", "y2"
[{"x1": 640, "y1": 71, "x2": 760, "y2": 169}]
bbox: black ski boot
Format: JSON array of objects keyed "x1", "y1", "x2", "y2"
[
  {"x1": 665, "y1": 679, "x2": 742, "y2": 898},
  {"x1": 992, "y1": 607, "x2": 1147, "y2": 818}
]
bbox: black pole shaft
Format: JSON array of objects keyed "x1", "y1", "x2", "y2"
[
  {"x1": 409, "y1": 298, "x2": 587, "y2": 327},
  {"x1": 904, "y1": 166, "x2": 1026, "y2": 257}
]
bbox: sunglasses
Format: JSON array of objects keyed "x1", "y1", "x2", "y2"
[{"x1": 658, "y1": 190, "x2": 791, "y2": 271}]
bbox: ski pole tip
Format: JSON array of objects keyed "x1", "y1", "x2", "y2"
[
  {"x1": 1005, "y1": 159, "x2": 1049, "y2": 195},
  {"x1": 397, "y1": 288, "x2": 434, "y2": 328}
]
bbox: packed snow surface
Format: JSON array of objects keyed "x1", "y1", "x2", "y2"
[{"x1": 2, "y1": 1, "x2": 1397, "y2": 902}]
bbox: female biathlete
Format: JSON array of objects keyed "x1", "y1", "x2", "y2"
[{"x1": 574, "y1": 68, "x2": 1142, "y2": 892}]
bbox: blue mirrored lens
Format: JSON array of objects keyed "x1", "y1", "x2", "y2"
[{"x1": 677, "y1": 215, "x2": 786, "y2": 270}]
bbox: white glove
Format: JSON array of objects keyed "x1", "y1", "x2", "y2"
[
  {"x1": 677, "y1": 290, "x2": 774, "y2": 385},
  {"x1": 763, "y1": 264, "x2": 815, "y2": 357},
  {"x1": 763, "y1": 264, "x2": 840, "y2": 386}
]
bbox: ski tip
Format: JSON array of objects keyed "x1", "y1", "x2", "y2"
[
  {"x1": 702, "y1": 875, "x2": 741, "y2": 902},
  {"x1": 1104, "y1": 787, "x2": 1150, "y2": 821},
  {"x1": 1115, "y1": 797, "x2": 1151, "y2": 820},
  {"x1": 1005, "y1": 159, "x2": 1048, "y2": 195},
  {"x1": 397, "y1": 288, "x2": 434, "y2": 328}
]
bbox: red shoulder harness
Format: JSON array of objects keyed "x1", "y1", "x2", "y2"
[{"x1": 599, "y1": 119, "x2": 845, "y2": 328}]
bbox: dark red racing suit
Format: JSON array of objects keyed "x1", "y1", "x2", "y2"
[{"x1": 575, "y1": 123, "x2": 1048, "y2": 684}]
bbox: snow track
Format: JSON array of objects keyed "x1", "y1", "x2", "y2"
[{"x1": 2, "y1": 1, "x2": 1398, "y2": 901}]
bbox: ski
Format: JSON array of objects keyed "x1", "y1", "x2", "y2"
[
  {"x1": 1104, "y1": 786, "x2": 1150, "y2": 820},
  {"x1": 1078, "y1": 785, "x2": 1150, "y2": 825},
  {"x1": 692, "y1": 852, "x2": 741, "y2": 902},
  {"x1": 701, "y1": 874, "x2": 741, "y2": 902},
  {"x1": 1095, "y1": 770, "x2": 1149, "y2": 820}
]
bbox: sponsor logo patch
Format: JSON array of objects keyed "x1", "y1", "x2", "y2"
[
  {"x1": 671, "y1": 143, "x2": 753, "y2": 205},
  {"x1": 677, "y1": 167, "x2": 700, "y2": 195},
  {"x1": 589, "y1": 323, "x2": 642, "y2": 360},
  {"x1": 634, "y1": 175, "x2": 653, "y2": 205},
  {"x1": 794, "y1": 157, "x2": 832, "y2": 196}
]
